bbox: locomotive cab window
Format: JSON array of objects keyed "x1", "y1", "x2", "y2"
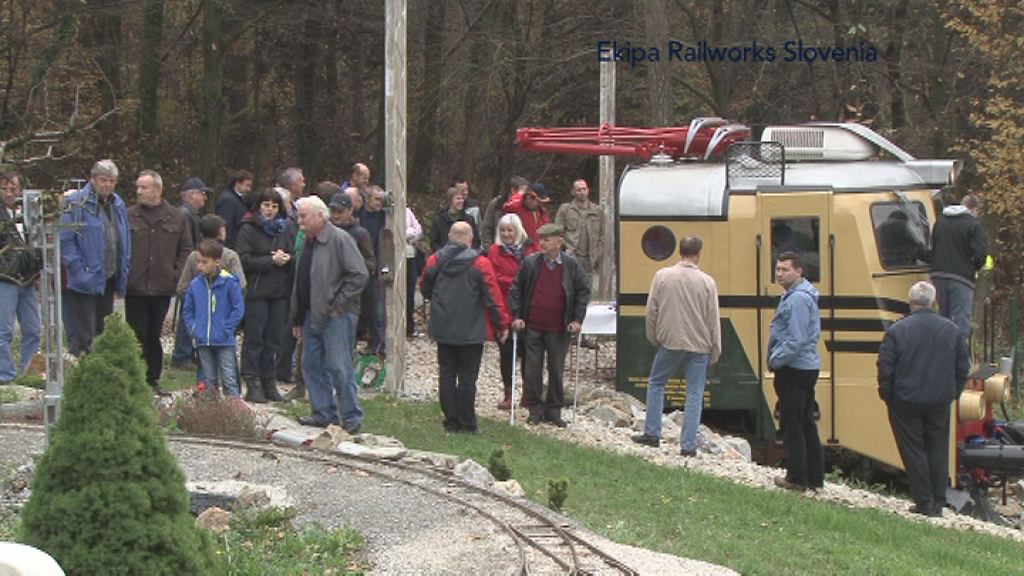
[
  {"x1": 770, "y1": 217, "x2": 820, "y2": 282},
  {"x1": 871, "y1": 202, "x2": 930, "y2": 269}
]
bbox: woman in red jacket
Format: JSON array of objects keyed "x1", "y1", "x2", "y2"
[{"x1": 487, "y1": 213, "x2": 537, "y2": 409}]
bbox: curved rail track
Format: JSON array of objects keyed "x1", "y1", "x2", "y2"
[{"x1": 1, "y1": 423, "x2": 638, "y2": 575}]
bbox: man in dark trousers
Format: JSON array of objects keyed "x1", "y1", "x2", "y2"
[
  {"x1": 508, "y1": 223, "x2": 590, "y2": 427},
  {"x1": 125, "y1": 170, "x2": 192, "y2": 395},
  {"x1": 878, "y1": 281, "x2": 969, "y2": 517},
  {"x1": 929, "y1": 193, "x2": 986, "y2": 344},
  {"x1": 420, "y1": 222, "x2": 509, "y2": 433},
  {"x1": 768, "y1": 251, "x2": 823, "y2": 492}
]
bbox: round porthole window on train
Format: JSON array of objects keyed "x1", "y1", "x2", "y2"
[{"x1": 641, "y1": 226, "x2": 676, "y2": 261}]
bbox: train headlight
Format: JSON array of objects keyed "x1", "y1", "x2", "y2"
[
  {"x1": 984, "y1": 374, "x2": 1011, "y2": 403},
  {"x1": 958, "y1": 390, "x2": 985, "y2": 422},
  {"x1": 641, "y1": 226, "x2": 676, "y2": 261}
]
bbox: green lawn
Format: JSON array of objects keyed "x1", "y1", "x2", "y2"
[{"x1": 336, "y1": 395, "x2": 1024, "y2": 576}]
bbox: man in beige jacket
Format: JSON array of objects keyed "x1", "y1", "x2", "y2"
[{"x1": 632, "y1": 236, "x2": 721, "y2": 456}]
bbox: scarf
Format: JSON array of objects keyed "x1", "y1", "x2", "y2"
[
  {"x1": 500, "y1": 241, "x2": 525, "y2": 262},
  {"x1": 259, "y1": 214, "x2": 286, "y2": 237}
]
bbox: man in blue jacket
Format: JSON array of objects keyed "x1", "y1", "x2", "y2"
[
  {"x1": 878, "y1": 281, "x2": 969, "y2": 517},
  {"x1": 768, "y1": 251, "x2": 823, "y2": 492},
  {"x1": 60, "y1": 159, "x2": 131, "y2": 356},
  {"x1": 183, "y1": 240, "x2": 245, "y2": 397}
]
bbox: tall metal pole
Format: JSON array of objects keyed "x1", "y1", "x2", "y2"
[
  {"x1": 597, "y1": 60, "x2": 617, "y2": 301},
  {"x1": 384, "y1": 0, "x2": 407, "y2": 394}
]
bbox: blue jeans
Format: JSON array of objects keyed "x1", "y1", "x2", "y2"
[
  {"x1": 0, "y1": 282, "x2": 41, "y2": 381},
  {"x1": 197, "y1": 345, "x2": 239, "y2": 397},
  {"x1": 642, "y1": 347, "x2": 710, "y2": 452},
  {"x1": 302, "y1": 312, "x2": 362, "y2": 427},
  {"x1": 933, "y1": 277, "x2": 974, "y2": 344}
]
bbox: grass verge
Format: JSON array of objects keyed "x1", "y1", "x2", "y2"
[
  {"x1": 213, "y1": 506, "x2": 366, "y2": 575},
  {"x1": 350, "y1": 394, "x2": 1023, "y2": 576}
]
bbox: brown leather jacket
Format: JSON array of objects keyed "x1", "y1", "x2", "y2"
[{"x1": 126, "y1": 200, "x2": 193, "y2": 296}]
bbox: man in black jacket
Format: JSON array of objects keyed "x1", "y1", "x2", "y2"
[
  {"x1": 929, "y1": 194, "x2": 986, "y2": 343},
  {"x1": 214, "y1": 169, "x2": 253, "y2": 248},
  {"x1": 878, "y1": 281, "x2": 969, "y2": 518},
  {"x1": 0, "y1": 172, "x2": 41, "y2": 384},
  {"x1": 421, "y1": 222, "x2": 508, "y2": 433},
  {"x1": 508, "y1": 223, "x2": 590, "y2": 427}
]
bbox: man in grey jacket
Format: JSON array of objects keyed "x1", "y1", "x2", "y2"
[
  {"x1": 768, "y1": 251, "x2": 823, "y2": 492},
  {"x1": 291, "y1": 196, "x2": 369, "y2": 432},
  {"x1": 631, "y1": 236, "x2": 720, "y2": 457},
  {"x1": 878, "y1": 281, "x2": 968, "y2": 517}
]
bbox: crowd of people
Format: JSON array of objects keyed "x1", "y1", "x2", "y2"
[
  {"x1": 0, "y1": 161, "x2": 609, "y2": 435},
  {"x1": 0, "y1": 160, "x2": 984, "y2": 517}
]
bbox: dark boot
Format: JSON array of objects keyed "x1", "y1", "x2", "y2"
[
  {"x1": 244, "y1": 377, "x2": 266, "y2": 403},
  {"x1": 262, "y1": 378, "x2": 284, "y2": 402}
]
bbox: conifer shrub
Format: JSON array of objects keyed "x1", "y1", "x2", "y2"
[
  {"x1": 20, "y1": 314, "x2": 214, "y2": 575},
  {"x1": 487, "y1": 448, "x2": 512, "y2": 481}
]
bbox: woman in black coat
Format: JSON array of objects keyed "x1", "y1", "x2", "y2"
[{"x1": 236, "y1": 188, "x2": 296, "y2": 402}]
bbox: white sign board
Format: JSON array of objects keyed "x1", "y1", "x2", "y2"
[{"x1": 581, "y1": 302, "x2": 617, "y2": 335}]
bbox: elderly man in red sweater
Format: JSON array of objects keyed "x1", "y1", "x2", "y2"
[{"x1": 508, "y1": 223, "x2": 590, "y2": 426}]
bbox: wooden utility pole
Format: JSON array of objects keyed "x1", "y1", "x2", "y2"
[
  {"x1": 598, "y1": 60, "x2": 616, "y2": 301},
  {"x1": 384, "y1": 0, "x2": 407, "y2": 393}
]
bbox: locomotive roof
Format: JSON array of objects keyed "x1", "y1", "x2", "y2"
[{"x1": 619, "y1": 159, "x2": 949, "y2": 218}]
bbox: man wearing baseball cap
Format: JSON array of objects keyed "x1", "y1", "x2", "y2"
[
  {"x1": 508, "y1": 223, "x2": 590, "y2": 426},
  {"x1": 503, "y1": 181, "x2": 551, "y2": 246}
]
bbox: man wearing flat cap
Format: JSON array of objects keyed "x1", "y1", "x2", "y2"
[
  {"x1": 508, "y1": 223, "x2": 590, "y2": 426},
  {"x1": 503, "y1": 181, "x2": 552, "y2": 246},
  {"x1": 180, "y1": 177, "x2": 211, "y2": 248}
]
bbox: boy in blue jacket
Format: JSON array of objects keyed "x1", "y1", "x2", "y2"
[{"x1": 183, "y1": 239, "x2": 245, "y2": 396}]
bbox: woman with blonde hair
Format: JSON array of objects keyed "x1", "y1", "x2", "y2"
[{"x1": 487, "y1": 213, "x2": 537, "y2": 409}]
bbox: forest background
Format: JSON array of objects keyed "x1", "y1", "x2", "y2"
[{"x1": 1, "y1": 0, "x2": 1022, "y2": 303}]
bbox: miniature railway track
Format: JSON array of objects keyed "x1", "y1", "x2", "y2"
[{"x1": 1, "y1": 424, "x2": 638, "y2": 575}]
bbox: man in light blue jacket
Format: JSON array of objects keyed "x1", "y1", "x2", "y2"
[
  {"x1": 60, "y1": 159, "x2": 131, "y2": 356},
  {"x1": 768, "y1": 251, "x2": 823, "y2": 492}
]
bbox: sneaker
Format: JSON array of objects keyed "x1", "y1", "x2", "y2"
[
  {"x1": 909, "y1": 503, "x2": 942, "y2": 518},
  {"x1": 342, "y1": 422, "x2": 362, "y2": 435},
  {"x1": 631, "y1": 434, "x2": 661, "y2": 448},
  {"x1": 773, "y1": 476, "x2": 808, "y2": 492},
  {"x1": 679, "y1": 448, "x2": 697, "y2": 457},
  {"x1": 548, "y1": 418, "x2": 569, "y2": 428},
  {"x1": 527, "y1": 415, "x2": 543, "y2": 426}
]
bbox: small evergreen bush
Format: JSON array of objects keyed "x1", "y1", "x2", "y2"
[
  {"x1": 20, "y1": 314, "x2": 214, "y2": 575},
  {"x1": 487, "y1": 448, "x2": 512, "y2": 481},
  {"x1": 547, "y1": 477, "x2": 569, "y2": 512}
]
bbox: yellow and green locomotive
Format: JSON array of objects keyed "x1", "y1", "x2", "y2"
[{"x1": 520, "y1": 121, "x2": 1017, "y2": 487}]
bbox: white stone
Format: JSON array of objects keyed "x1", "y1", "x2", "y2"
[{"x1": 453, "y1": 459, "x2": 495, "y2": 486}]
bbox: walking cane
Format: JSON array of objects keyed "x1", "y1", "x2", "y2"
[
  {"x1": 573, "y1": 328, "x2": 583, "y2": 423},
  {"x1": 510, "y1": 330, "x2": 518, "y2": 426}
]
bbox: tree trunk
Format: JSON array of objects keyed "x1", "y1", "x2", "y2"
[
  {"x1": 410, "y1": 0, "x2": 444, "y2": 194},
  {"x1": 138, "y1": 0, "x2": 163, "y2": 168},
  {"x1": 197, "y1": 0, "x2": 225, "y2": 185},
  {"x1": 294, "y1": 15, "x2": 317, "y2": 176},
  {"x1": 884, "y1": 0, "x2": 910, "y2": 130},
  {"x1": 642, "y1": 0, "x2": 670, "y2": 126}
]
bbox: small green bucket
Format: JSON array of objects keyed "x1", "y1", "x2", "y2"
[{"x1": 355, "y1": 355, "x2": 386, "y2": 390}]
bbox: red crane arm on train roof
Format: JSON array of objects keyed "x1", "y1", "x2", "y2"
[{"x1": 515, "y1": 119, "x2": 751, "y2": 160}]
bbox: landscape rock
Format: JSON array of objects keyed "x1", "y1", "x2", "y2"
[
  {"x1": 196, "y1": 507, "x2": 231, "y2": 533},
  {"x1": 453, "y1": 459, "x2": 495, "y2": 487},
  {"x1": 311, "y1": 425, "x2": 354, "y2": 451},
  {"x1": 587, "y1": 404, "x2": 630, "y2": 427},
  {"x1": 402, "y1": 450, "x2": 459, "y2": 470},
  {"x1": 336, "y1": 442, "x2": 407, "y2": 460},
  {"x1": 493, "y1": 480, "x2": 525, "y2": 498}
]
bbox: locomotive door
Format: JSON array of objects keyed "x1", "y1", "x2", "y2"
[{"x1": 756, "y1": 191, "x2": 832, "y2": 436}]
